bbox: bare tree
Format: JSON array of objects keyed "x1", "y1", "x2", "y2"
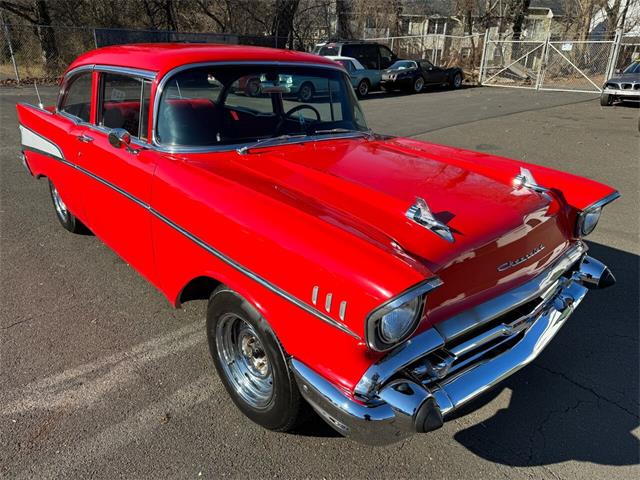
[{"x1": 272, "y1": 0, "x2": 299, "y2": 48}]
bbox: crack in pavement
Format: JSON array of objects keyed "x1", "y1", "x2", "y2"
[{"x1": 533, "y1": 364, "x2": 639, "y2": 419}]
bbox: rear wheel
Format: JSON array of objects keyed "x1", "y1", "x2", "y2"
[
  {"x1": 298, "y1": 82, "x2": 314, "y2": 102},
  {"x1": 206, "y1": 286, "x2": 308, "y2": 431},
  {"x1": 600, "y1": 93, "x2": 613, "y2": 106},
  {"x1": 48, "y1": 180, "x2": 89, "y2": 234},
  {"x1": 356, "y1": 79, "x2": 370, "y2": 98}
]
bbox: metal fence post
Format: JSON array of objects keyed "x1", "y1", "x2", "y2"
[
  {"x1": 0, "y1": 11, "x2": 20, "y2": 84},
  {"x1": 535, "y1": 33, "x2": 550, "y2": 90},
  {"x1": 478, "y1": 30, "x2": 490, "y2": 85},
  {"x1": 93, "y1": 28, "x2": 98, "y2": 48},
  {"x1": 606, "y1": 29, "x2": 623, "y2": 79}
]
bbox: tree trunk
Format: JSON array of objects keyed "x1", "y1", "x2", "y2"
[
  {"x1": 34, "y1": 0, "x2": 58, "y2": 74},
  {"x1": 335, "y1": 0, "x2": 352, "y2": 40},
  {"x1": 272, "y1": 0, "x2": 299, "y2": 49},
  {"x1": 511, "y1": 0, "x2": 531, "y2": 40}
]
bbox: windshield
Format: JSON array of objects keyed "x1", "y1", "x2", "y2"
[
  {"x1": 156, "y1": 65, "x2": 368, "y2": 147},
  {"x1": 623, "y1": 61, "x2": 640, "y2": 74},
  {"x1": 389, "y1": 60, "x2": 416, "y2": 70}
]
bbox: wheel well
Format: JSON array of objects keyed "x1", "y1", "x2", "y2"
[{"x1": 178, "y1": 276, "x2": 221, "y2": 306}]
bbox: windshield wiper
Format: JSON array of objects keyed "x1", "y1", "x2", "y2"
[
  {"x1": 313, "y1": 128, "x2": 374, "y2": 138},
  {"x1": 236, "y1": 134, "x2": 308, "y2": 155}
]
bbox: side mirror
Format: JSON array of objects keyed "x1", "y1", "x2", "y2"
[
  {"x1": 614, "y1": 68, "x2": 622, "y2": 74},
  {"x1": 108, "y1": 128, "x2": 131, "y2": 149}
]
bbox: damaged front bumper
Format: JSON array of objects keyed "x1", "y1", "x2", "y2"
[{"x1": 291, "y1": 243, "x2": 614, "y2": 445}]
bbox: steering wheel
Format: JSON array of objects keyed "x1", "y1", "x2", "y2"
[
  {"x1": 284, "y1": 104, "x2": 321, "y2": 122},
  {"x1": 275, "y1": 104, "x2": 321, "y2": 135}
]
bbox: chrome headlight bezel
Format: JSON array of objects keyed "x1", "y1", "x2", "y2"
[
  {"x1": 365, "y1": 277, "x2": 442, "y2": 352},
  {"x1": 575, "y1": 191, "x2": 620, "y2": 237}
]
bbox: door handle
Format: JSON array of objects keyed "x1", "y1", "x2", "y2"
[{"x1": 77, "y1": 134, "x2": 94, "y2": 143}]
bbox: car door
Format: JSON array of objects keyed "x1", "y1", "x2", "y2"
[
  {"x1": 74, "y1": 71, "x2": 156, "y2": 282},
  {"x1": 420, "y1": 60, "x2": 447, "y2": 84}
]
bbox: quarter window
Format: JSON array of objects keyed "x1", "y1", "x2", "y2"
[
  {"x1": 99, "y1": 73, "x2": 150, "y2": 139},
  {"x1": 59, "y1": 72, "x2": 92, "y2": 122}
]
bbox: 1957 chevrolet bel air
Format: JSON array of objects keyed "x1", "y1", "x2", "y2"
[{"x1": 17, "y1": 44, "x2": 619, "y2": 445}]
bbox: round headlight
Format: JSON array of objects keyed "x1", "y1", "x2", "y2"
[
  {"x1": 579, "y1": 208, "x2": 601, "y2": 236},
  {"x1": 378, "y1": 296, "x2": 422, "y2": 344}
]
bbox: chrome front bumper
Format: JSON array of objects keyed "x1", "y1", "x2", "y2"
[
  {"x1": 291, "y1": 246, "x2": 614, "y2": 445},
  {"x1": 603, "y1": 87, "x2": 640, "y2": 98}
]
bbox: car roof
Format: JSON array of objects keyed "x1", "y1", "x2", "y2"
[{"x1": 65, "y1": 43, "x2": 338, "y2": 79}]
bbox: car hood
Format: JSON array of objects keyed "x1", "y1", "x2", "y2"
[
  {"x1": 192, "y1": 136, "x2": 570, "y2": 323},
  {"x1": 607, "y1": 72, "x2": 640, "y2": 82}
]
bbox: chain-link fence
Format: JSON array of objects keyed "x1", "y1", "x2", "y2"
[
  {"x1": 481, "y1": 31, "x2": 637, "y2": 93},
  {"x1": 366, "y1": 34, "x2": 485, "y2": 83}
]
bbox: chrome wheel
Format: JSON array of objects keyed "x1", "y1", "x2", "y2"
[
  {"x1": 299, "y1": 83, "x2": 313, "y2": 102},
  {"x1": 358, "y1": 80, "x2": 369, "y2": 97},
  {"x1": 216, "y1": 313, "x2": 273, "y2": 409},
  {"x1": 51, "y1": 184, "x2": 68, "y2": 220},
  {"x1": 453, "y1": 73, "x2": 462, "y2": 88},
  {"x1": 414, "y1": 77, "x2": 424, "y2": 92}
]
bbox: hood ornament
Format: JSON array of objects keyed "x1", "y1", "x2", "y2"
[
  {"x1": 513, "y1": 167, "x2": 551, "y2": 195},
  {"x1": 406, "y1": 197, "x2": 455, "y2": 243}
]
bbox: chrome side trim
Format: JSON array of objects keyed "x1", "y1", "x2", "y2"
[
  {"x1": 93, "y1": 65, "x2": 157, "y2": 80},
  {"x1": 19, "y1": 124, "x2": 360, "y2": 340},
  {"x1": 151, "y1": 61, "x2": 348, "y2": 152}
]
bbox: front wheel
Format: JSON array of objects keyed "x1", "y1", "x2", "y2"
[
  {"x1": 451, "y1": 72, "x2": 463, "y2": 89},
  {"x1": 206, "y1": 286, "x2": 308, "y2": 431},
  {"x1": 48, "y1": 180, "x2": 89, "y2": 234},
  {"x1": 298, "y1": 82, "x2": 314, "y2": 102},
  {"x1": 600, "y1": 93, "x2": 613, "y2": 106}
]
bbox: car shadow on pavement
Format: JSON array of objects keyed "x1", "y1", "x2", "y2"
[{"x1": 451, "y1": 241, "x2": 639, "y2": 466}]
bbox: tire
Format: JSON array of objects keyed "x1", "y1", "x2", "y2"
[
  {"x1": 412, "y1": 77, "x2": 425, "y2": 93},
  {"x1": 356, "y1": 79, "x2": 370, "y2": 98},
  {"x1": 206, "y1": 286, "x2": 308, "y2": 432},
  {"x1": 451, "y1": 72, "x2": 463, "y2": 89},
  {"x1": 600, "y1": 93, "x2": 613, "y2": 106},
  {"x1": 48, "y1": 180, "x2": 89, "y2": 234},
  {"x1": 298, "y1": 82, "x2": 314, "y2": 102}
]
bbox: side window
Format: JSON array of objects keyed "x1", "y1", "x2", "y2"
[
  {"x1": 363, "y1": 45, "x2": 379, "y2": 69},
  {"x1": 420, "y1": 60, "x2": 434, "y2": 69},
  {"x1": 379, "y1": 46, "x2": 394, "y2": 69},
  {"x1": 60, "y1": 72, "x2": 92, "y2": 122},
  {"x1": 99, "y1": 73, "x2": 147, "y2": 139},
  {"x1": 341, "y1": 45, "x2": 357, "y2": 60}
]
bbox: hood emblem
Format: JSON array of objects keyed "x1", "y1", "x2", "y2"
[
  {"x1": 513, "y1": 167, "x2": 551, "y2": 195},
  {"x1": 497, "y1": 244, "x2": 545, "y2": 272},
  {"x1": 406, "y1": 197, "x2": 455, "y2": 243}
]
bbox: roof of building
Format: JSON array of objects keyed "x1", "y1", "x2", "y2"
[{"x1": 66, "y1": 43, "x2": 337, "y2": 79}]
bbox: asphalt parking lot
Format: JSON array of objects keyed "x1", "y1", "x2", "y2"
[{"x1": 1, "y1": 85, "x2": 638, "y2": 479}]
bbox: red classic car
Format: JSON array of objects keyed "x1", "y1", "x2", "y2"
[{"x1": 17, "y1": 44, "x2": 619, "y2": 445}]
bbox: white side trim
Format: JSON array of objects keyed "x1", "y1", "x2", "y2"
[{"x1": 19, "y1": 125, "x2": 62, "y2": 159}]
